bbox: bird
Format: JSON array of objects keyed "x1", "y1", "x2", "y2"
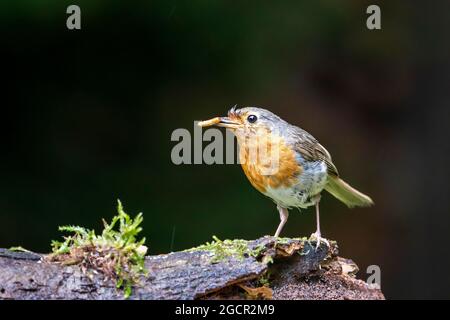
[{"x1": 198, "y1": 107, "x2": 373, "y2": 248}]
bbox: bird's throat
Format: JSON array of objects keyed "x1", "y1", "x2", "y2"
[{"x1": 237, "y1": 134, "x2": 302, "y2": 194}]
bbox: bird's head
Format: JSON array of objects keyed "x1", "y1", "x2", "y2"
[{"x1": 198, "y1": 106, "x2": 286, "y2": 140}]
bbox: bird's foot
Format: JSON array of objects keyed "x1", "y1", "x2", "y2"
[{"x1": 310, "y1": 231, "x2": 330, "y2": 251}]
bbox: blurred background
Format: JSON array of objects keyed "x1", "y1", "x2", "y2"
[{"x1": 1, "y1": 0, "x2": 449, "y2": 299}]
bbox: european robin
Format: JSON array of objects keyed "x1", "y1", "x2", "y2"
[{"x1": 198, "y1": 107, "x2": 373, "y2": 248}]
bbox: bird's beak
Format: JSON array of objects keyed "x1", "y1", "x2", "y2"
[{"x1": 198, "y1": 116, "x2": 241, "y2": 129}]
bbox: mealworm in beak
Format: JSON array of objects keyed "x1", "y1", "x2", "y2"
[{"x1": 198, "y1": 117, "x2": 221, "y2": 127}]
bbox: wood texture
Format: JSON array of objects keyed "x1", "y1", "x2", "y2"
[{"x1": 0, "y1": 237, "x2": 384, "y2": 300}]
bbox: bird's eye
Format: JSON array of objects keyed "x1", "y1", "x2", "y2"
[{"x1": 247, "y1": 115, "x2": 257, "y2": 123}]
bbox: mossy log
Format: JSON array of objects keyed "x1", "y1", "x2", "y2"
[{"x1": 0, "y1": 236, "x2": 384, "y2": 300}]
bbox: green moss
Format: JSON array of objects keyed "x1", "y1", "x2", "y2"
[
  {"x1": 274, "y1": 237, "x2": 291, "y2": 245},
  {"x1": 49, "y1": 200, "x2": 148, "y2": 298},
  {"x1": 187, "y1": 236, "x2": 266, "y2": 263},
  {"x1": 275, "y1": 236, "x2": 308, "y2": 244},
  {"x1": 8, "y1": 246, "x2": 32, "y2": 253},
  {"x1": 258, "y1": 270, "x2": 272, "y2": 286}
]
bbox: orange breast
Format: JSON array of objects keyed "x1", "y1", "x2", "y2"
[{"x1": 239, "y1": 134, "x2": 302, "y2": 194}]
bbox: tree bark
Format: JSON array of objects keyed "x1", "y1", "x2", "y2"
[{"x1": 0, "y1": 237, "x2": 384, "y2": 300}]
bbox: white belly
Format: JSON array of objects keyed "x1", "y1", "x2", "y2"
[{"x1": 264, "y1": 161, "x2": 328, "y2": 209}]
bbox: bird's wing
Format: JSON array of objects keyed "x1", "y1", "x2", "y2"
[{"x1": 290, "y1": 126, "x2": 339, "y2": 177}]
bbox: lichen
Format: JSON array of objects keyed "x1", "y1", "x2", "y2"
[{"x1": 48, "y1": 200, "x2": 148, "y2": 298}]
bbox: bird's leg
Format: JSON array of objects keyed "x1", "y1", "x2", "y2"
[
  {"x1": 311, "y1": 196, "x2": 330, "y2": 250},
  {"x1": 274, "y1": 205, "x2": 289, "y2": 238}
]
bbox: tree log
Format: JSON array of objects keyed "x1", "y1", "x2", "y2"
[{"x1": 0, "y1": 237, "x2": 384, "y2": 300}]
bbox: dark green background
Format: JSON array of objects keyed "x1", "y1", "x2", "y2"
[{"x1": 1, "y1": 0, "x2": 450, "y2": 299}]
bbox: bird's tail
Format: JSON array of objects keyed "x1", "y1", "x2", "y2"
[{"x1": 325, "y1": 176, "x2": 374, "y2": 208}]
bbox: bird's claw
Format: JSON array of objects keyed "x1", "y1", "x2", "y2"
[{"x1": 311, "y1": 232, "x2": 330, "y2": 251}]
